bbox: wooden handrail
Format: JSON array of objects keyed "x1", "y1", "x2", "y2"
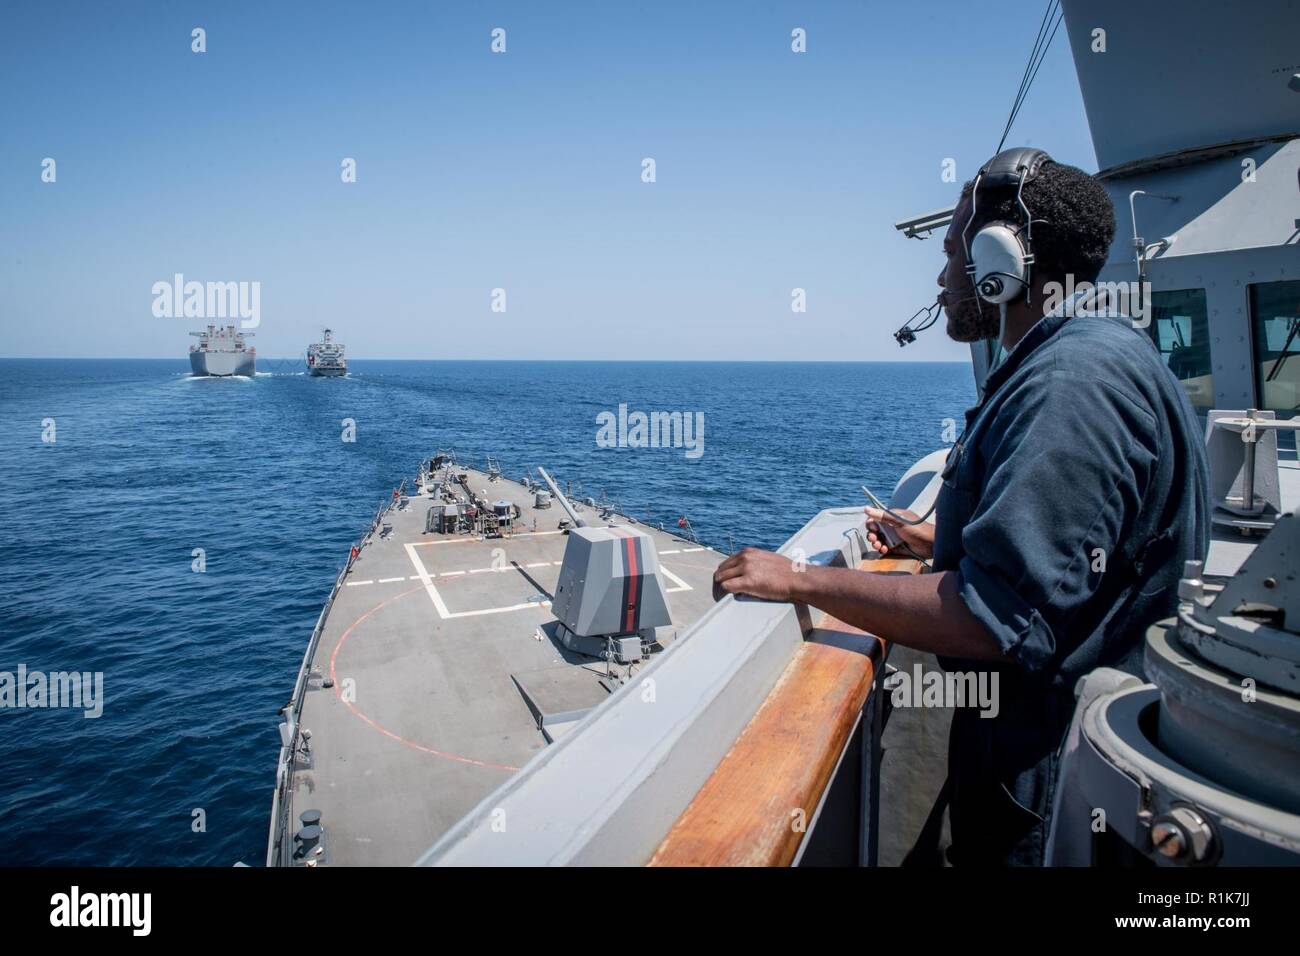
[{"x1": 648, "y1": 556, "x2": 920, "y2": 867}]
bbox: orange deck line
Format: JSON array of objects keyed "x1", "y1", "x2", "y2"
[{"x1": 648, "y1": 556, "x2": 920, "y2": 867}]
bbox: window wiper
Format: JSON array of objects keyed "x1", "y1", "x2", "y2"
[{"x1": 1266, "y1": 316, "x2": 1300, "y2": 384}]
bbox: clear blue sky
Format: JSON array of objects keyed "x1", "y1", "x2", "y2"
[{"x1": 0, "y1": 1, "x2": 1094, "y2": 361}]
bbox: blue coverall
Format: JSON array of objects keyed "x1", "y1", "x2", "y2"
[{"x1": 930, "y1": 298, "x2": 1211, "y2": 866}]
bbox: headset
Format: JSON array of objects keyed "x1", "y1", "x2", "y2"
[
  {"x1": 962, "y1": 146, "x2": 1051, "y2": 306},
  {"x1": 957, "y1": 146, "x2": 1052, "y2": 372},
  {"x1": 892, "y1": 147, "x2": 1052, "y2": 355}
]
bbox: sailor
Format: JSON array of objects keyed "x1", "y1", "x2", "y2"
[{"x1": 713, "y1": 149, "x2": 1211, "y2": 866}]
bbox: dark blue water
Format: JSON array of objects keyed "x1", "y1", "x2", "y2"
[{"x1": 0, "y1": 359, "x2": 974, "y2": 865}]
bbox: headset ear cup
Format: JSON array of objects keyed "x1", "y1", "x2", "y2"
[{"x1": 968, "y1": 224, "x2": 1029, "y2": 304}]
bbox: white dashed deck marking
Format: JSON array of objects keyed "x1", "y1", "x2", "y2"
[{"x1": 414, "y1": 530, "x2": 565, "y2": 547}]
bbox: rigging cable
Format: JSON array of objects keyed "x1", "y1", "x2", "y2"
[
  {"x1": 994, "y1": 0, "x2": 1064, "y2": 155},
  {"x1": 997, "y1": 1, "x2": 1053, "y2": 152}
]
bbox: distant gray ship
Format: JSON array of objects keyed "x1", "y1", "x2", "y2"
[
  {"x1": 307, "y1": 329, "x2": 347, "y2": 377},
  {"x1": 189, "y1": 324, "x2": 255, "y2": 377}
]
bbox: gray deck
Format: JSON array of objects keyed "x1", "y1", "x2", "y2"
[{"x1": 279, "y1": 466, "x2": 722, "y2": 866}]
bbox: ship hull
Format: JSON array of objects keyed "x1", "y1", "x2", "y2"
[
  {"x1": 191, "y1": 350, "x2": 255, "y2": 377},
  {"x1": 308, "y1": 365, "x2": 347, "y2": 377}
]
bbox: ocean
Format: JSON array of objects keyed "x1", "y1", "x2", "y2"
[{"x1": 0, "y1": 358, "x2": 974, "y2": 865}]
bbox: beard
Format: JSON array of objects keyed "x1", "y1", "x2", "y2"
[{"x1": 943, "y1": 287, "x2": 1002, "y2": 343}]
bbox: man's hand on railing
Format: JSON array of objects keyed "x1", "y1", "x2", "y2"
[
  {"x1": 716, "y1": 546, "x2": 1005, "y2": 660},
  {"x1": 712, "y1": 547, "x2": 800, "y2": 602}
]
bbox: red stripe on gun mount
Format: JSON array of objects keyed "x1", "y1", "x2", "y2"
[{"x1": 623, "y1": 535, "x2": 640, "y2": 633}]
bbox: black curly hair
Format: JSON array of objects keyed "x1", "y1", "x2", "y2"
[{"x1": 961, "y1": 160, "x2": 1115, "y2": 285}]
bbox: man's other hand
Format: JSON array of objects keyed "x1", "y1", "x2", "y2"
[
  {"x1": 713, "y1": 547, "x2": 802, "y2": 602},
  {"x1": 865, "y1": 507, "x2": 935, "y2": 560}
]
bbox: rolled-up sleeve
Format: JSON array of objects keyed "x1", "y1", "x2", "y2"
[{"x1": 956, "y1": 372, "x2": 1157, "y2": 672}]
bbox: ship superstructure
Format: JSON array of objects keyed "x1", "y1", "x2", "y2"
[
  {"x1": 189, "y1": 324, "x2": 255, "y2": 377},
  {"x1": 307, "y1": 328, "x2": 347, "y2": 377}
]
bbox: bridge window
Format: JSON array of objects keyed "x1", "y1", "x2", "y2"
[
  {"x1": 1145, "y1": 288, "x2": 1213, "y2": 409},
  {"x1": 1251, "y1": 280, "x2": 1300, "y2": 416}
]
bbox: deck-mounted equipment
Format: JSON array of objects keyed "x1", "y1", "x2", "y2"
[{"x1": 538, "y1": 467, "x2": 673, "y2": 663}]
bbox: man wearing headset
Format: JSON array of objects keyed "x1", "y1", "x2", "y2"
[{"x1": 713, "y1": 148, "x2": 1210, "y2": 866}]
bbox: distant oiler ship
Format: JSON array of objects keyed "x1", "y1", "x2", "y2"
[
  {"x1": 307, "y1": 328, "x2": 347, "y2": 377},
  {"x1": 189, "y1": 324, "x2": 255, "y2": 377}
]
